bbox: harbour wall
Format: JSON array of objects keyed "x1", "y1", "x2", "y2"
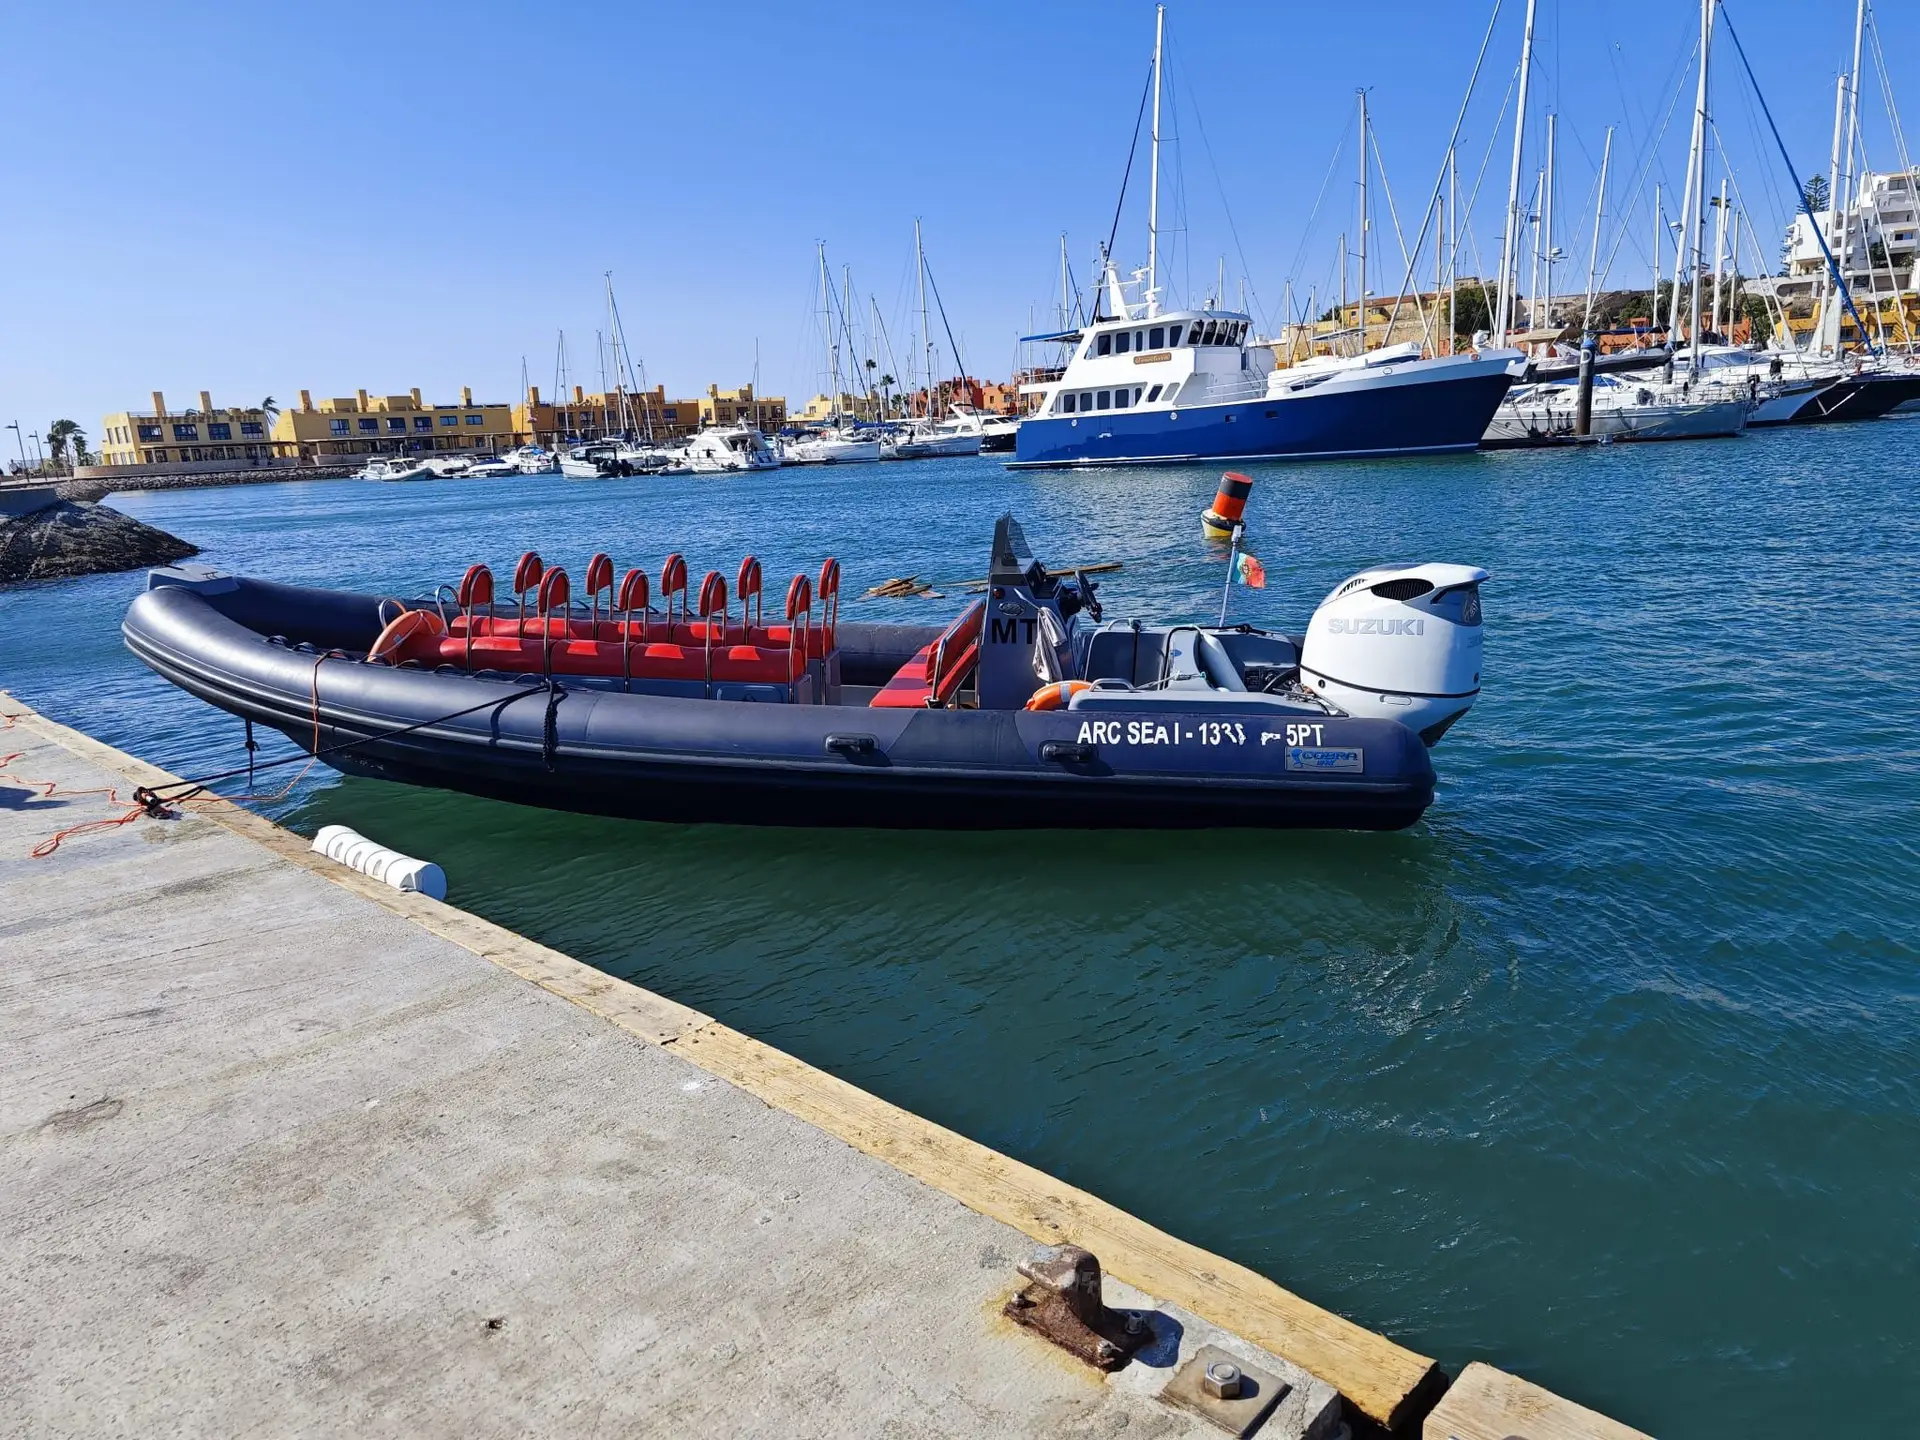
[{"x1": 0, "y1": 694, "x2": 1648, "y2": 1439}]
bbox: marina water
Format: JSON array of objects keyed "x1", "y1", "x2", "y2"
[{"x1": 6, "y1": 428, "x2": 1917, "y2": 1438}]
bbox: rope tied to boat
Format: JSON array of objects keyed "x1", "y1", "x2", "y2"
[
  {"x1": 132, "y1": 664, "x2": 569, "y2": 812},
  {"x1": 541, "y1": 679, "x2": 562, "y2": 772}
]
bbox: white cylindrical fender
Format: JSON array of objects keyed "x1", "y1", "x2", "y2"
[{"x1": 310, "y1": 824, "x2": 447, "y2": 901}]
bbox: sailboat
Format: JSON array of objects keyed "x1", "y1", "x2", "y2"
[
  {"x1": 1011, "y1": 6, "x2": 1519, "y2": 469},
  {"x1": 1481, "y1": 0, "x2": 1749, "y2": 447},
  {"x1": 890, "y1": 221, "x2": 984, "y2": 460},
  {"x1": 786, "y1": 245, "x2": 887, "y2": 465}
]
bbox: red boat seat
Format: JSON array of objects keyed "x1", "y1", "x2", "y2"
[
  {"x1": 868, "y1": 599, "x2": 984, "y2": 708},
  {"x1": 425, "y1": 635, "x2": 803, "y2": 686}
]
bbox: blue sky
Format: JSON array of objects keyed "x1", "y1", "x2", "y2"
[{"x1": 1, "y1": 1, "x2": 1911, "y2": 439}]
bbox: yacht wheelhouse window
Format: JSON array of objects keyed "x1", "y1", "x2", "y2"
[
  {"x1": 1134, "y1": 387, "x2": 1144, "y2": 404},
  {"x1": 1134, "y1": 331, "x2": 1146, "y2": 349},
  {"x1": 1147, "y1": 384, "x2": 1162, "y2": 401},
  {"x1": 1168, "y1": 324, "x2": 1183, "y2": 345},
  {"x1": 1115, "y1": 331, "x2": 1131, "y2": 353},
  {"x1": 1096, "y1": 391, "x2": 1111, "y2": 410},
  {"x1": 1149, "y1": 326, "x2": 1164, "y2": 348},
  {"x1": 1112, "y1": 389, "x2": 1128, "y2": 409},
  {"x1": 1096, "y1": 333, "x2": 1112, "y2": 356},
  {"x1": 1058, "y1": 393, "x2": 1074, "y2": 413}
]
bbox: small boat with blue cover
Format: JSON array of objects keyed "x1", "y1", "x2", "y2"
[{"x1": 122, "y1": 516, "x2": 1487, "y2": 830}]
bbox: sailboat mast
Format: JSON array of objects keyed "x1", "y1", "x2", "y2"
[
  {"x1": 1058, "y1": 232, "x2": 1073, "y2": 329},
  {"x1": 1357, "y1": 88, "x2": 1368, "y2": 353},
  {"x1": 1530, "y1": 168, "x2": 1545, "y2": 331},
  {"x1": 915, "y1": 219, "x2": 936, "y2": 421},
  {"x1": 1147, "y1": 3, "x2": 1165, "y2": 313},
  {"x1": 1542, "y1": 112, "x2": 1556, "y2": 333},
  {"x1": 1339, "y1": 231, "x2": 1347, "y2": 347},
  {"x1": 1652, "y1": 187, "x2": 1662, "y2": 331},
  {"x1": 1435, "y1": 156, "x2": 1446, "y2": 354},
  {"x1": 1584, "y1": 127, "x2": 1613, "y2": 331},
  {"x1": 1684, "y1": 0, "x2": 1713, "y2": 369},
  {"x1": 1497, "y1": 0, "x2": 1539, "y2": 344},
  {"x1": 818, "y1": 242, "x2": 840, "y2": 411},
  {"x1": 1710, "y1": 178, "x2": 1729, "y2": 339},
  {"x1": 1447, "y1": 146, "x2": 1458, "y2": 355},
  {"x1": 1839, "y1": 0, "x2": 1867, "y2": 328}
]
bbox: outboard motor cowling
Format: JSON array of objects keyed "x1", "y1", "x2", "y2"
[{"x1": 1298, "y1": 563, "x2": 1487, "y2": 746}]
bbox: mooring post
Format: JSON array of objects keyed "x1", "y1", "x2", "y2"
[{"x1": 1574, "y1": 334, "x2": 1597, "y2": 437}]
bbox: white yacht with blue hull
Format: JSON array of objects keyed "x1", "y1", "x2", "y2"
[
  {"x1": 1011, "y1": 4, "x2": 1520, "y2": 470},
  {"x1": 1010, "y1": 309, "x2": 1520, "y2": 468}
]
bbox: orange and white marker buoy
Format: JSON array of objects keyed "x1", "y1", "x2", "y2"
[{"x1": 1202, "y1": 471, "x2": 1254, "y2": 538}]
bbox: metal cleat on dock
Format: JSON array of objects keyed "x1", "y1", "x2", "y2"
[{"x1": 1003, "y1": 1243, "x2": 1150, "y2": 1371}]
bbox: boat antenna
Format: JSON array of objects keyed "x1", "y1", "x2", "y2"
[
  {"x1": 1717, "y1": 2, "x2": 1876, "y2": 354},
  {"x1": 1147, "y1": 3, "x2": 1165, "y2": 314}
]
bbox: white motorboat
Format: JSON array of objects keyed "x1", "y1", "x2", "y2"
[
  {"x1": 420, "y1": 456, "x2": 472, "y2": 477},
  {"x1": 614, "y1": 441, "x2": 692, "y2": 475},
  {"x1": 465, "y1": 456, "x2": 518, "y2": 478},
  {"x1": 356, "y1": 457, "x2": 435, "y2": 482},
  {"x1": 784, "y1": 430, "x2": 884, "y2": 464},
  {"x1": 501, "y1": 445, "x2": 558, "y2": 475},
  {"x1": 559, "y1": 443, "x2": 624, "y2": 478},
  {"x1": 1482, "y1": 372, "x2": 1750, "y2": 446},
  {"x1": 683, "y1": 426, "x2": 780, "y2": 473},
  {"x1": 887, "y1": 417, "x2": 984, "y2": 459}
]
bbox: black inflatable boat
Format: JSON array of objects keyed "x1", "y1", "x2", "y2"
[{"x1": 123, "y1": 515, "x2": 1486, "y2": 829}]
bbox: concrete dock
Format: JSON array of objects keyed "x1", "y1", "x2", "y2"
[{"x1": 0, "y1": 695, "x2": 1648, "y2": 1439}]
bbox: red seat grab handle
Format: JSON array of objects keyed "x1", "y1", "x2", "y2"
[
  {"x1": 458, "y1": 563, "x2": 494, "y2": 609},
  {"x1": 817, "y1": 557, "x2": 840, "y2": 642},
  {"x1": 737, "y1": 556, "x2": 763, "y2": 627},
  {"x1": 514, "y1": 551, "x2": 544, "y2": 595},
  {"x1": 584, "y1": 552, "x2": 614, "y2": 598},
  {"x1": 784, "y1": 573, "x2": 812, "y2": 620},
  {"x1": 697, "y1": 570, "x2": 728, "y2": 620},
  {"x1": 617, "y1": 568, "x2": 649, "y2": 614},
  {"x1": 661, "y1": 553, "x2": 688, "y2": 631}
]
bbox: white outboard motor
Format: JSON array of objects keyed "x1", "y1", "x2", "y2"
[{"x1": 1298, "y1": 563, "x2": 1487, "y2": 746}]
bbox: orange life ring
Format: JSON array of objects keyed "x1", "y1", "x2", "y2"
[
  {"x1": 367, "y1": 608, "x2": 446, "y2": 665},
  {"x1": 1023, "y1": 679, "x2": 1093, "y2": 711}
]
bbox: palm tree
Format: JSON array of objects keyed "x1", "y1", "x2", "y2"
[
  {"x1": 260, "y1": 396, "x2": 280, "y2": 426},
  {"x1": 45, "y1": 418, "x2": 82, "y2": 473}
]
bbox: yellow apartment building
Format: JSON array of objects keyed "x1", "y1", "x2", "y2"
[
  {"x1": 697, "y1": 384, "x2": 786, "y2": 432},
  {"x1": 512, "y1": 385, "x2": 703, "y2": 444},
  {"x1": 791, "y1": 390, "x2": 893, "y2": 423},
  {"x1": 271, "y1": 387, "x2": 515, "y2": 460},
  {"x1": 97, "y1": 391, "x2": 285, "y2": 469}
]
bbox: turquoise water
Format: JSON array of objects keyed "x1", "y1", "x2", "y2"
[{"x1": 5, "y1": 431, "x2": 1917, "y2": 1437}]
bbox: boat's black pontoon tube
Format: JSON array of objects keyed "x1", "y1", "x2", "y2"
[{"x1": 124, "y1": 515, "x2": 1485, "y2": 830}]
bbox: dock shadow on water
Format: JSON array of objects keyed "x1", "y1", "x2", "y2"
[{"x1": 9, "y1": 435, "x2": 1920, "y2": 1440}]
